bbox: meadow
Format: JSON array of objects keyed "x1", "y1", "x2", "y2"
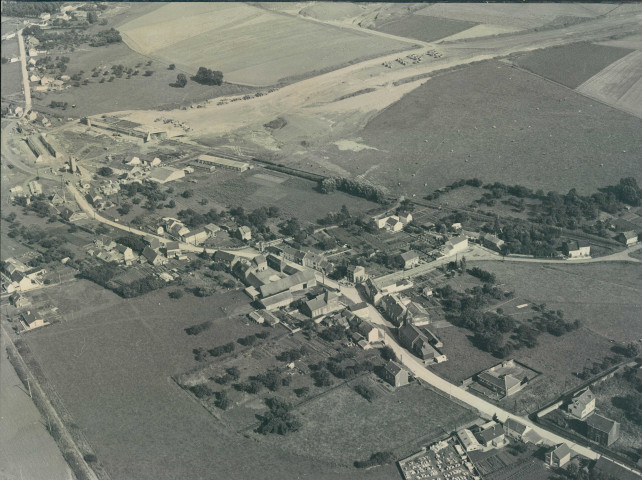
[
  {"x1": 21, "y1": 281, "x2": 405, "y2": 480},
  {"x1": 119, "y1": 3, "x2": 412, "y2": 86},
  {"x1": 315, "y1": 60, "x2": 642, "y2": 196}
]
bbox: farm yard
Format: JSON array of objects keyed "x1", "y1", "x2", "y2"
[
  {"x1": 312, "y1": 60, "x2": 642, "y2": 196},
  {"x1": 118, "y1": 2, "x2": 413, "y2": 86},
  {"x1": 20, "y1": 281, "x2": 401, "y2": 480},
  {"x1": 511, "y1": 42, "x2": 633, "y2": 89}
]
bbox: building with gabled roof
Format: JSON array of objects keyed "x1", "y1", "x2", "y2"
[
  {"x1": 237, "y1": 226, "x2": 252, "y2": 241},
  {"x1": 260, "y1": 290, "x2": 294, "y2": 311},
  {"x1": 20, "y1": 310, "x2": 47, "y2": 330},
  {"x1": 504, "y1": 418, "x2": 529, "y2": 440},
  {"x1": 381, "y1": 293, "x2": 408, "y2": 326},
  {"x1": 148, "y1": 166, "x2": 185, "y2": 184},
  {"x1": 617, "y1": 230, "x2": 639, "y2": 246},
  {"x1": 347, "y1": 265, "x2": 367, "y2": 283},
  {"x1": 398, "y1": 324, "x2": 442, "y2": 362},
  {"x1": 563, "y1": 240, "x2": 590, "y2": 258},
  {"x1": 457, "y1": 428, "x2": 481, "y2": 452},
  {"x1": 142, "y1": 247, "x2": 165, "y2": 265},
  {"x1": 586, "y1": 414, "x2": 620, "y2": 446},
  {"x1": 357, "y1": 321, "x2": 380, "y2": 343},
  {"x1": 546, "y1": 443, "x2": 571, "y2": 468},
  {"x1": 475, "y1": 422, "x2": 505, "y2": 448},
  {"x1": 568, "y1": 388, "x2": 595, "y2": 420},
  {"x1": 214, "y1": 250, "x2": 239, "y2": 268},
  {"x1": 348, "y1": 302, "x2": 370, "y2": 319},
  {"x1": 396, "y1": 251, "x2": 420, "y2": 269},
  {"x1": 382, "y1": 360, "x2": 408, "y2": 387},
  {"x1": 482, "y1": 234, "x2": 505, "y2": 252},
  {"x1": 259, "y1": 269, "x2": 316, "y2": 298},
  {"x1": 301, "y1": 290, "x2": 341, "y2": 319}
]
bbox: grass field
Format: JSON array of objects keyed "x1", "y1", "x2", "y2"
[
  {"x1": 20, "y1": 281, "x2": 406, "y2": 480},
  {"x1": 314, "y1": 60, "x2": 642, "y2": 196},
  {"x1": 119, "y1": 3, "x2": 412, "y2": 86},
  {"x1": 371, "y1": 15, "x2": 476, "y2": 43},
  {"x1": 1, "y1": 57, "x2": 23, "y2": 98},
  {"x1": 512, "y1": 42, "x2": 633, "y2": 89},
  {"x1": 576, "y1": 50, "x2": 642, "y2": 119},
  {"x1": 31, "y1": 42, "x2": 257, "y2": 119},
  {"x1": 267, "y1": 380, "x2": 476, "y2": 465}
]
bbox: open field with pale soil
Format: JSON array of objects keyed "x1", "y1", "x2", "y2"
[
  {"x1": 372, "y1": 14, "x2": 476, "y2": 43},
  {"x1": 311, "y1": 60, "x2": 642, "y2": 196},
  {"x1": 512, "y1": 42, "x2": 633, "y2": 89},
  {"x1": 20, "y1": 281, "x2": 405, "y2": 480},
  {"x1": 576, "y1": 50, "x2": 642, "y2": 118},
  {"x1": 119, "y1": 2, "x2": 412, "y2": 86},
  {"x1": 0, "y1": 335, "x2": 74, "y2": 480}
]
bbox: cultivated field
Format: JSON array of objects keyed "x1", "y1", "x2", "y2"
[
  {"x1": 119, "y1": 3, "x2": 413, "y2": 86},
  {"x1": 1, "y1": 56, "x2": 23, "y2": 98},
  {"x1": 267, "y1": 381, "x2": 476, "y2": 465},
  {"x1": 576, "y1": 50, "x2": 642, "y2": 118},
  {"x1": 371, "y1": 15, "x2": 476, "y2": 43},
  {"x1": 512, "y1": 42, "x2": 633, "y2": 89},
  {"x1": 313, "y1": 60, "x2": 642, "y2": 196},
  {"x1": 21, "y1": 281, "x2": 401, "y2": 480},
  {"x1": 415, "y1": 3, "x2": 615, "y2": 30},
  {"x1": 440, "y1": 24, "x2": 523, "y2": 43}
]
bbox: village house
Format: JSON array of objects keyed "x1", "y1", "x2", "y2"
[
  {"x1": 563, "y1": 241, "x2": 591, "y2": 258},
  {"x1": 357, "y1": 321, "x2": 381, "y2": 343},
  {"x1": 405, "y1": 301, "x2": 430, "y2": 326},
  {"x1": 617, "y1": 230, "x2": 639, "y2": 246},
  {"x1": 396, "y1": 251, "x2": 420, "y2": 269},
  {"x1": 476, "y1": 368, "x2": 522, "y2": 398},
  {"x1": 144, "y1": 236, "x2": 161, "y2": 250},
  {"x1": 20, "y1": 310, "x2": 46, "y2": 330},
  {"x1": 10, "y1": 292, "x2": 30, "y2": 308},
  {"x1": 363, "y1": 277, "x2": 413, "y2": 306},
  {"x1": 547, "y1": 443, "x2": 571, "y2": 468},
  {"x1": 252, "y1": 255, "x2": 268, "y2": 271},
  {"x1": 445, "y1": 235, "x2": 468, "y2": 255},
  {"x1": 142, "y1": 246, "x2": 166, "y2": 266},
  {"x1": 398, "y1": 324, "x2": 445, "y2": 363},
  {"x1": 215, "y1": 251, "x2": 240, "y2": 269},
  {"x1": 503, "y1": 418, "x2": 530, "y2": 440},
  {"x1": 237, "y1": 226, "x2": 252, "y2": 241},
  {"x1": 301, "y1": 290, "x2": 342, "y2": 319},
  {"x1": 259, "y1": 269, "x2": 316, "y2": 298},
  {"x1": 381, "y1": 293, "x2": 408, "y2": 326},
  {"x1": 585, "y1": 414, "x2": 620, "y2": 446},
  {"x1": 203, "y1": 223, "x2": 220, "y2": 237},
  {"x1": 474, "y1": 422, "x2": 505, "y2": 449},
  {"x1": 347, "y1": 265, "x2": 367, "y2": 283},
  {"x1": 116, "y1": 245, "x2": 135, "y2": 264},
  {"x1": 299, "y1": 252, "x2": 333, "y2": 272},
  {"x1": 382, "y1": 360, "x2": 408, "y2": 388},
  {"x1": 482, "y1": 234, "x2": 505, "y2": 252},
  {"x1": 59, "y1": 206, "x2": 87, "y2": 222},
  {"x1": 568, "y1": 388, "x2": 596, "y2": 420},
  {"x1": 348, "y1": 302, "x2": 370, "y2": 319},
  {"x1": 164, "y1": 241, "x2": 181, "y2": 258},
  {"x1": 182, "y1": 228, "x2": 208, "y2": 245}
]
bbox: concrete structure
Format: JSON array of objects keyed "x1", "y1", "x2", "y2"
[
  {"x1": 347, "y1": 265, "x2": 367, "y2": 283},
  {"x1": 568, "y1": 388, "x2": 596, "y2": 420},
  {"x1": 397, "y1": 251, "x2": 420, "y2": 269},
  {"x1": 382, "y1": 360, "x2": 408, "y2": 387},
  {"x1": 148, "y1": 166, "x2": 185, "y2": 184},
  {"x1": 563, "y1": 241, "x2": 591, "y2": 258},
  {"x1": 196, "y1": 154, "x2": 250, "y2": 172},
  {"x1": 586, "y1": 414, "x2": 620, "y2": 446},
  {"x1": 547, "y1": 443, "x2": 571, "y2": 468}
]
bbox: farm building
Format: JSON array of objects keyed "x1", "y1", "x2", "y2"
[
  {"x1": 382, "y1": 360, "x2": 408, "y2": 388},
  {"x1": 585, "y1": 414, "x2": 620, "y2": 446},
  {"x1": 260, "y1": 269, "x2": 316, "y2": 297},
  {"x1": 214, "y1": 251, "x2": 240, "y2": 268},
  {"x1": 165, "y1": 241, "x2": 181, "y2": 258},
  {"x1": 148, "y1": 166, "x2": 185, "y2": 184},
  {"x1": 39, "y1": 133, "x2": 64, "y2": 159},
  {"x1": 396, "y1": 251, "x2": 420, "y2": 269},
  {"x1": 204, "y1": 223, "x2": 221, "y2": 236},
  {"x1": 28, "y1": 180, "x2": 42, "y2": 196},
  {"x1": 182, "y1": 228, "x2": 208, "y2": 245},
  {"x1": 9, "y1": 293, "x2": 30, "y2": 308},
  {"x1": 406, "y1": 301, "x2": 430, "y2": 326},
  {"x1": 59, "y1": 207, "x2": 87, "y2": 222},
  {"x1": 260, "y1": 290, "x2": 294, "y2": 311},
  {"x1": 617, "y1": 230, "x2": 639, "y2": 246},
  {"x1": 357, "y1": 321, "x2": 380, "y2": 343},
  {"x1": 364, "y1": 277, "x2": 413, "y2": 306},
  {"x1": 567, "y1": 388, "x2": 595, "y2": 420},
  {"x1": 252, "y1": 255, "x2": 268, "y2": 271},
  {"x1": 299, "y1": 252, "x2": 333, "y2": 272},
  {"x1": 381, "y1": 294, "x2": 408, "y2": 326},
  {"x1": 196, "y1": 154, "x2": 250, "y2": 172},
  {"x1": 563, "y1": 241, "x2": 590, "y2": 258},
  {"x1": 347, "y1": 265, "x2": 367, "y2": 283},
  {"x1": 547, "y1": 444, "x2": 571, "y2": 468},
  {"x1": 142, "y1": 247, "x2": 165, "y2": 265},
  {"x1": 482, "y1": 234, "x2": 505, "y2": 252},
  {"x1": 25, "y1": 134, "x2": 47, "y2": 162},
  {"x1": 301, "y1": 290, "x2": 341, "y2": 318}
]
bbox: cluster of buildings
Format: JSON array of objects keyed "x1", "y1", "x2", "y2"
[
  {"x1": 24, "y1": 132, "x2": 65, "y2": 163},
  {"x1": 196, "y1": 154, "x2": 251, "y2": 172},
  {"x1": 87, "y1": 236, "x2": 137, "y2": 266},
  {"x1": 161, "y1": 217, "x2": 220, "y2": 245},
  {"x1": 565, "y1": 387, "x2": 621, "y2": 447},
  {"x1": 399, "y1": 437, "x2": 477, "y2": 480},
  {"x1": 373, "y1": 212, "x2": 413, "y2": 233},
  {"x1": 82, "y1": 116, "x2": 168, "y2": 143},
  {"x1": 267, "y1": 244, "x2": 334, "y2": 272},
  {"x1": 2, "y1": 258, "x2": 46, "y2": 294}
]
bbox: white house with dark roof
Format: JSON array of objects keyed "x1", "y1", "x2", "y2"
[
  {"x1": 396, "y1": 251, "x2": 420, "y2": 269},
  {"x1": 563, "y1": 240, "x2": 590, "y2": 258},
  {"x1": 445, "y1": 235, "x2": 468, "y2": 254},
  {"x1": 547, "y1": 443, "x2": 571, "y2": 467},
  {"x1": 504, "y1": 418, "x2": 530, "y2": 440},
  {"x1": 568, "y1": 388, "x2": 595, "y2": 419},
  {"x1": 617, "y1": 230, "x2": 639, "y2": 246},
  {"x1": 382, "y1": 360, "x2": 408, "y2": 387}
]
